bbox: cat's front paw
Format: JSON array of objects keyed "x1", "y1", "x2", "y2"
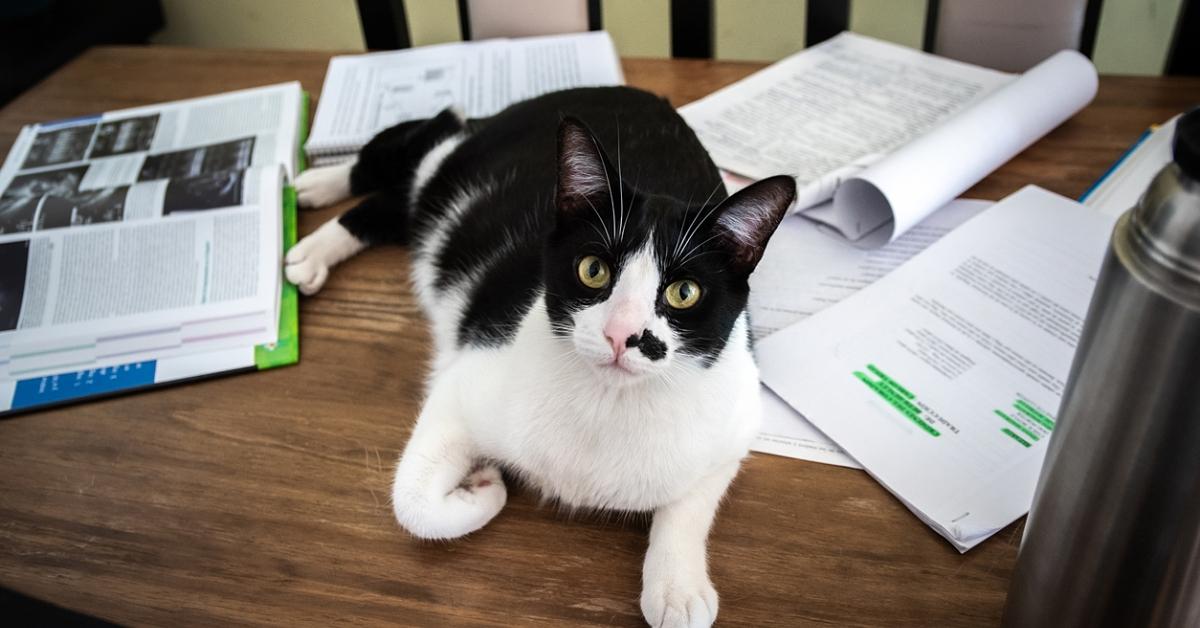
[
  {"x1": 393, "y1": 465, "x2": 507, "y2": 540},
  {"x1": 640, "y1": 570, "x2": 718, "y2": 628},
  {"x1": 284, "y1": 244, "x2": 330, "y2": 295},
  {"x1": 295, "y1": 163, "x2": 353, "y2": 209},
  {"x1": 284, "y1": 220, "x2": 364, "y2": 295}
]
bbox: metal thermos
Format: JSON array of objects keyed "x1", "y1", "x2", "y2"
[{"x1": 1002, "y1": 109, "x2": 1200, "y2": 627}]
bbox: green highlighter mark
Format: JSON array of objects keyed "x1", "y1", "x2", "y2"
[
  {"x1": 1002, "y1": 427, "x2": 1032, "y2": 447},
  {"x1": 996, "y1": 410, "x2": 1039, "y2": 442},
  {"x1": 1014, "y1": 399, "x2": 1055, "y2": 430},
  {"x1": 854, "y1": 366, "x2": 940, "y2": 437},
  {"x1": 867, "y1": 363, "x2": 915, "y2": 399},
  {"x1": 996, "y1": 399, "x2": 1055, "y2": 447}
]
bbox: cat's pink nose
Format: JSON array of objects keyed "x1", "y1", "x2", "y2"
[
  {"x1": 604, "y1": 300, "x2": 644, "y2": 361},
  {"x1": 604, "y1": 330, "x2": 637, "y2": 360}
]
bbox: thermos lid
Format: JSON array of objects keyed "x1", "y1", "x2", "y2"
[
  {"x1": 1129, "y1": 107, "x2": 1200, "y2": 290},
  {"x1": 1174, "y1": 107, "x2": 1200, "y2": 181}
]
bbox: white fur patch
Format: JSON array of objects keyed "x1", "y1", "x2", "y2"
[
  {"x1": 284, "y1": 219, "x2": 365, "y2": 294},
  {"x1": 407, "y1": 183, "x2": 489, "y2": 368},
  {"x1": 392, "y1": 293, "x2": 761, "y2": 626},
  {"x1": 410, "y1": 135, "x2": 464, "y2": 206},
  {"x1": 569, "y1": 243, "x2": 679, "y2": 380},
  {"x1": 294, "y1": 160, "x2": 356, "y2": 209}
]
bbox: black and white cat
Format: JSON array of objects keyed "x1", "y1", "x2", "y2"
[{"x1": 286, "y1": 86, "x2": 795, "y2": 627}]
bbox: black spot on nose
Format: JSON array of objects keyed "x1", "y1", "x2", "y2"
[
  {"x1": 625, "y1": 333, "x2": 640, "y2": 348},
  {"x1": 638, "y1": 331, "x2": 667, "y2": 361}
]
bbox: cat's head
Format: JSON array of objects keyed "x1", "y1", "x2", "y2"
[{"x1": 544, "y1": 117, "x2": 795, "y2": 384}]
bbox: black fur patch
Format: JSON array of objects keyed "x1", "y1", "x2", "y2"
[
  {"x1": 337, "y1": 108, "x2": 466, "y2": 247},
  {"x1": 637, "y1": 331, "x2": 667, "y2": 361},
  {"x1": 340, "y1": 86, "x2": 794, "y2": 363}
]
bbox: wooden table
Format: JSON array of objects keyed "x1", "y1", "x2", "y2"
[{"x1": 1, "y1": 46, "x2": 1197, "y2": 627}]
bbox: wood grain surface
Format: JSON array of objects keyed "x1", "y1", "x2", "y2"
[{"x1": 1, "y1": 46, "x2": 1197, "y2": 627}]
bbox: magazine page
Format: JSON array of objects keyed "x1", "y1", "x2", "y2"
[
  {"x1": 0, "y1": 166, "x2": 283, "y2": 380},
  {"x1": 0, "y1": 82, "x2": 302, "y2": 194},
  {"x1": 307, "y1": 31, "x2": 622, "y2": 159}
]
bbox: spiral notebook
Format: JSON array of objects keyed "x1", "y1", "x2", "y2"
[{"x1": 306, "y1": 31, "x2": 623, "y2": 166}]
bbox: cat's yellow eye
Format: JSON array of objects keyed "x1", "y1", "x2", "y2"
[
  {"x1": 665, "y1": 279, "x2": 702, "y2": 309},
  {"x1": 577, "y1": 255, "x2": 611, "y2": 289}
]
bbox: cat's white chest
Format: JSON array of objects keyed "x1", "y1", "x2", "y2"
[{"x1": 454, "y1": 305, "x2": 761, "y2": 512}]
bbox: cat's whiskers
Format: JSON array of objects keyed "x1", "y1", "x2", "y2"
[
  {"x1": 615, "y1": 119, "x2": 626, "y2": 245},
  {"x1": 588, "y1": 135, "x2": 619, "y2": 249},
  {"x1": 674, "y1": 180, "x2": 723, "y2": 262},
  {"x1": 622, "y1": 168, "x2": 641, "y2": 246},
  {"x1": 677, "y1": 233, "x2": 724, "y2": 266},
  {"x1": 580, "y1": 194, "x2": 613, "y2": 248}
]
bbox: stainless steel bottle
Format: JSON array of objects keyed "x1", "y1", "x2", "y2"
[{"x1": 1002, "y1": 109, "x2": 1200, "y2": 627}]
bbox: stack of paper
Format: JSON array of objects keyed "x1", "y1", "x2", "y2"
[
  {"x1": 747, "y1": 198, "x2": 993, "y2": 468},
  {"x1": 756, "y1": 187, "x2": 1115, "y2": 550}
]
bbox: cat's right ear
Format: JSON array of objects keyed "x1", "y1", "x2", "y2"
[{"x1": 556, "y1": 117, "x2": 613, "y2": 217}]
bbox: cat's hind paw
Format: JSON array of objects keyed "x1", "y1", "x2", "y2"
[
  {"x1": 640, "y1": 572, "x2": 718, "y2": 628},
  {"x1": 393, "y1": 465, "x2": 507, "y2": 540},
  {"x1": 295, "y1": 162, "x2": 354, "y2": 209}
]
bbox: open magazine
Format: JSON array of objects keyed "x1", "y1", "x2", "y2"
[
  {"x1": 306, "y1": 31, "x2": 623, "y2": 166},
  {"x1": 0, "y1": 82, "x2": 305, "y2": 415}
]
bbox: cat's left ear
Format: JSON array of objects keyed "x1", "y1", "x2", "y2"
[
  {"x1": 712, "y1": 175, "x2": 796, "y2": 273},
  {"x1": 555, "y1": 117, "x2": 614, "y2": 218}
]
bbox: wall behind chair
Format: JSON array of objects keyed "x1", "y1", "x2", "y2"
[
  {"x1": 148, "y1": 0, "x2": 1190, "y2": 75},
  {"x1": 152, "y1": 0, "x2": 366, "y2": 51}
]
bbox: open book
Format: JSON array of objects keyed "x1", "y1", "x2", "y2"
[
  {"x1": 0, "y1": 83, "x2": 306, "y2": 415},
  {"x1": 680, "y1": 32, "x2": 1098, "y2": 247},
  {"x1": 306, "y1": 31, "x2": 623, "y2": 166}
]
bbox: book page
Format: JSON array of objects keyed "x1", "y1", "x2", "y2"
[
  {"x1": 0, "y1": 165, "x2": 284, "y2": 380},
  {"x1": 678, "y1": 33, "x2": 1011, "y2": 197},
  {"x1": 307, "y1": 32, "x2": 623, "y2": 157},
  {"x1": 756, "y1": 187, "x2": 1115, "y2": 551}
]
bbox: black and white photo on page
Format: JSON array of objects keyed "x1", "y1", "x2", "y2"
[
  {"x1": 88, "y1": 114, "x2": 160, "y2": 158},
  {"x1": 22, "y1": 123, "x2": 98, "y2": 169},
  {"x1": 163, "y1": 170, "x2": 245, "y2": 215},
  {"x1": 0, "y1": 240, "x2": 30, "y2": 332},
  {"x1": 138, "y1": 137, "x2": 255, "y2": 181},
  {"x1": 0, "y1": 196, "x2": 38, "y2": 234},
  {"x1": 2, "y1": 165, "x2": 89, "y2": 199},
  {"x1": 32, "y1": 186, "x2": 130, "y2": 230}
]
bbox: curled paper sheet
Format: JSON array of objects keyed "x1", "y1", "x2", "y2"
[{"x1": 806, "y1": 50, "x2": 1099, "y2": 248}]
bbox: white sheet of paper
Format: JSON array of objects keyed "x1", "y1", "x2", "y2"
[
  {"x1": 678, "y1": 33, "x2": 1011, "y2": 203},
  {"x1": 754, "y1": 385, "x2": 861, "y2": 468},
  {"x1": 757, "y1": 187, "x2": 1115, "y2": 551},
  {"x1": 746, "y1": 198, "x2": 992, "y2": 467},
  {"x1": 821, "y1": 50, "x2": 1099, "y2": 247}
]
